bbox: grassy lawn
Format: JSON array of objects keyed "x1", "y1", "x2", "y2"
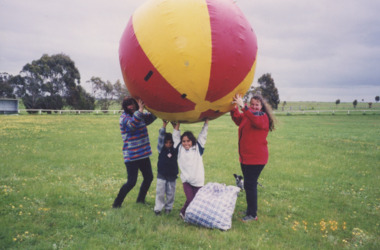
[{"x1": 0, "y1": 113, "x2": 379, "y2": 249}]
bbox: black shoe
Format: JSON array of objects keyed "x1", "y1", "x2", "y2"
[
  {"x1": 112, "y1": 199, "x2": 122, "y2": 208},
  {"x1": 112, "y1": 203, "x2": 121, "y2": 208},
  {"x1": 154, "y1": 210, "x2": 161, "y2": 216}
]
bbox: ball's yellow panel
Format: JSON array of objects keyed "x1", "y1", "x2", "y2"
[{"x1": 133, "y1": 0, "x2": 212, "y2": 104}]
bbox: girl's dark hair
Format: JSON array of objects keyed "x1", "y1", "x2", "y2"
[
  {"x1": 181, "y1": 131, "x2": 196, "y2": 146},
  {"x1": 164, "y1": 133, "x2": 173, "y2": 144},
  {"x1": 251, "y1": 95, "x2": 275, "y2": 131},
  {"x1": 122, "y1": 96, "x2": 138, "y2": 116}
]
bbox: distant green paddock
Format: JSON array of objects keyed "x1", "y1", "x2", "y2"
[{"x1": 0, "y1": 114, "x2": 379, "y2": 249}]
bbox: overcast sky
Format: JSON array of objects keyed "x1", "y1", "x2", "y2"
[{"x1": 1, "y1": 0, "x2": 379, "y2": 102}]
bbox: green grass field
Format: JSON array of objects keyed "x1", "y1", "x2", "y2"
[{"x1": 1, "y1": 113, "x2": 379, "y2": 249}]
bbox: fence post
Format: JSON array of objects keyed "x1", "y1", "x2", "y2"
[{"x1": 39, "y1": 110, "x2": 42, "y2": 115}]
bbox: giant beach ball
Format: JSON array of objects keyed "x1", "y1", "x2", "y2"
[{"x1": 119, "y1": 0, "x2": 257, "y2": 123}]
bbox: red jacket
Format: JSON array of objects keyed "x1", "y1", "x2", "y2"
[{"x1": 230, "y1": 106, "x2": 269, "y2": 165}]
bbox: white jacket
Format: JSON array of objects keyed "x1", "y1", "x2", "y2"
[{"x1": 173, "y1": 123, "x2": 208, "y2": 187}]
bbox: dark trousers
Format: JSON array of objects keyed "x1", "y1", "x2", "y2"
[
  {"x1": 181, "y1": 182, "x2": 201, "y2": 215},
  {"x1": 241, "y1": 164, "x2": 265, "y2": 217},
  {"x1": 113, "y1": 158, "x2": 153, "y2": 207}
]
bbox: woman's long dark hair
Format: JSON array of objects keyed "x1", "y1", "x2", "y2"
[
  {"x1": 251, "y1": 95, "x2": 275, "y2": 131},
  {"x1": 122, "y1": 96, "x2": 138, "y2": 116}
]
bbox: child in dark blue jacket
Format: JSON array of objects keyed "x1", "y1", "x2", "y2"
[{"x1": 154, "y1": 120, "x2": 179, "y2": 215}]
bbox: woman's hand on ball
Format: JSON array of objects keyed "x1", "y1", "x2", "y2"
[{"x1": 233, "y1": 94, "x2": 245, "y2": 109}]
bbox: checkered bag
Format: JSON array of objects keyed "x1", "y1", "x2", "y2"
[{"x1": 184, "y1": 182, "x2": 240, "y2": 231}]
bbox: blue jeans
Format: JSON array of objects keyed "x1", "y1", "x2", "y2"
[
  {"x1": 241, "y1": 164, "x2": 265, "y2": 217},
  {"x1": 113, "y1": 158, "x2": 153, "y2": 206}
]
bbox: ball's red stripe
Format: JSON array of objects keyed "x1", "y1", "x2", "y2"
[
  {"x1": 205, "y1": 0, "x2": 257, "y2": 102},
  {"x1": 119, "y1": 17, "x2": 196, "y2": 113}
]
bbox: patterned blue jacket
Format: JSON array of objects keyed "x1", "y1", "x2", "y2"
[{"x1": 120, "y1": 110, "x2": 156, "y2": 162}]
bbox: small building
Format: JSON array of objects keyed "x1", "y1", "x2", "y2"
[{"x1": 0, "y1": 98, "x2": 19, "y2": 114}]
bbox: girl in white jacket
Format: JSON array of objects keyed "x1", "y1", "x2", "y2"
[{"x1": 173, "y1": 119, "x2": 209, "y2": 219}]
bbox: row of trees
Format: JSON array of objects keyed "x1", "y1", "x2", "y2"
[
  {"x1": 3, "y1": 53, "x2": 379, "y2": 112},
  {"x1": 0, "y1": 54, "x2": 129, "y2": 112},
  {"x1": 336, "y1": 96, "x2": 379, "y2": 109}
]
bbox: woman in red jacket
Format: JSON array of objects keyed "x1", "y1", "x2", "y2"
[{"x1": 231, "y1": 94, "x2": 275, "y2": 222}]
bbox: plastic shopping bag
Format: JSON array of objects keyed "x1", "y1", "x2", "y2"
[{"x1": 185, "y1": 182, "x2": 240, "y2": 231}]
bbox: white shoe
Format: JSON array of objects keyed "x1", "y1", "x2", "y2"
[{"x1": 179, "y1": 212, "x2": 185, "y2": 220}]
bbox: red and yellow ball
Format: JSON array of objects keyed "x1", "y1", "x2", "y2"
[{"x1": 119, "y1": 0, "x2": 257, "y2": 123}]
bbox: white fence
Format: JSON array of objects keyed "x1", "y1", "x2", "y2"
[
  {"x1": 18, "y1": 109, "x2": 123, "y2": 114},
  {"x1": 273, "y1": 109, "x2": 380, "y2": 115},
  {"x1": 15, "y1": 109, "x2": 380, "y2": 115}
]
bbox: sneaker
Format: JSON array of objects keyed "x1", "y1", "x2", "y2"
[
  {"x1": 179, "y1": 212, "x2": 185, "y2": 220},
  {"x1": 241, "y1": 215, "x2": 258, "y2": 222},
  {"x1": 154, "y1": 210, "x2": 161, "y2": 216},
  {"x1": 165, "y1": 209, "x2": 171, "y2": 214}
]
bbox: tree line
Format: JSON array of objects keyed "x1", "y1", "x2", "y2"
[
  {"x1": 336, "y1": 97, "x2": 379, "y2": 109},
  {"x1": 0, "y1": 54, "x2": 129, "y2": 112},
  {"x1": 1, "y1": 53, "x2": 282, "y2": 112}
]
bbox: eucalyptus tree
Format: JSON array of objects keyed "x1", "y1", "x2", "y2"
[
  {"x1": 353, "y1": 99, "x2": 358, "y2": 108},
  {"x1": 87, "y1": 77, "x2": 129, "y2": 110},
  {"x1": 244, "y1": 73, "x2": 280, "y2": 109},
  {"x1": 0, "y1": 72, "x2": 15, "y2": 98},
  {"x1": 15, "y1": 54, "x2": 94, "y2": 111}
]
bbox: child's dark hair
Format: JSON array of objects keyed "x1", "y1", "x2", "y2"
[
  {"x1": 164, "y1": 133, "x2": 173, "y2": 144},
  {"x1": 251, "y1": 94, "x2": 275, "y2": 131},
  {"x1": 181, "y1": 131, "x2": 196, "y2": 146},
  {"x1": 122, "y1": 96, "x2": 138, "y2": 116}
]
